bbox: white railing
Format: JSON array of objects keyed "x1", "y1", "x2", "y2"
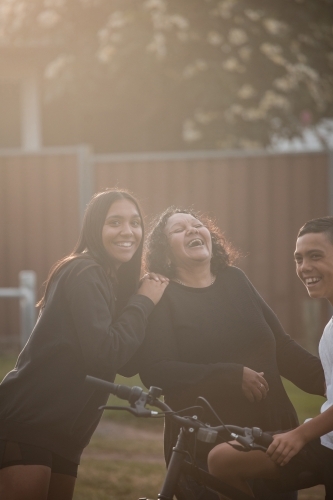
[{"x1": 0, "y1": 271, "x2": 37, "y2": 348}]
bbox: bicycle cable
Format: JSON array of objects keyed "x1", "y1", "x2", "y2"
[
  {"x1": 195, "y1": 397, "x2": 252, "y2": 451},
  {"x1": 196, "y1": 397, "x2": 234, "y2": 438},
  {"x1": 149, "y1": 405, "x2": 205, "y2": 419}
]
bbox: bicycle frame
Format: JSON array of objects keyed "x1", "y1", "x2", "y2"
[
  {"x1": 157, "y1": 426, "x2": 253, "y2": 500},
  {"x1": 85, "y1": 375, "x2": 272, "y2": 500}
]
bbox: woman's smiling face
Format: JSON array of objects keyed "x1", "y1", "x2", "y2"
[
  {"x1": 164, "y1": 213, "x2": 212, "y2": 268},
  {"x1": 102, "y1": 198, "x2": 143, "y2": 268}
]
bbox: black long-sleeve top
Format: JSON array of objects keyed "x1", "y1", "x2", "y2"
[
  {"x1": 0, "y1": 258, "x2": 154, "y2": 463},
  {"x1": 124, "y1": 266, "x2": 324, "y2": 458}
]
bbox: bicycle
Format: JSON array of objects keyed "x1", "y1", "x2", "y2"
[{"x1": 85, "y1": 375, "x2": 276, "y2": 500}]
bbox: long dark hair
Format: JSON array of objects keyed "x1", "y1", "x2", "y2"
[
  {"x1": 38, "y1": 189, "x2": 144, "y2": 309},
  {"x1": 145, "y1": 207, "x2": 237, "y2": 278}
]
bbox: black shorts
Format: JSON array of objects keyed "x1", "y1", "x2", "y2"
[
  {"x1": 270, "y1": 438, "x2": 333, "y2": 497},
  {"x1": 0, "y1": 440, "x2": 78, "y2": 477}
]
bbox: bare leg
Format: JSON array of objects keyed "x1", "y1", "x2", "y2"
[
  {"x1": 47, "y1": 473, "x2": 76, "y2": 500},
  {"x1": 0, "y1": 465, "x2": 51, "y2": 500},
  {"x1": 208, "y1": 442, "x2": 280, "y2": 497}
]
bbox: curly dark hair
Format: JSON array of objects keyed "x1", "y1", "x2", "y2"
[{"x1": 145, "y1": 207, "x2": 238, "y2": 278}]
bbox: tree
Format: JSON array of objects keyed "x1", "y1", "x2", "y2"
[{"x1": 1, "y1": 0, "x2": 333, "y2": 150}]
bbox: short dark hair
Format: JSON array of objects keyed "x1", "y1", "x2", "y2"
[
  {"x1": 39, "y1": 188, "x2": 144, "y2": 309},
  {"x1": 298, "y1": 216, "x2": 333, "y2": 244},
  {"x1": 145, "y1": 206, "x2": 238, "y2": 278}
]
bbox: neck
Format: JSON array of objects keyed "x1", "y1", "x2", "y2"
[{"x1": 174, "y1": 263, "x2": 214, "y2": 288}]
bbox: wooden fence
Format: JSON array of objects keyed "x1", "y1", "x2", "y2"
[
  {"x1": 0, "y1": 147, "x2": 329, "y2": 348},
  {"x1": 0, "y1": 149, "x2": 80, "y2": 346}
]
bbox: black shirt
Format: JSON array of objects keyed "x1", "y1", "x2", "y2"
[
  {"x1": 124, "y1": 266, "x2": 324, "y2": 458},
  {"x1": 0, "y1": 258, "x2": 154, "y2": 463}
]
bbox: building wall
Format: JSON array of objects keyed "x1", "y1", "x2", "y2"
[
  {"x1": 95, "y1": 150, "x2": 328, "y2": 347},
  {"x1": 0, "y1": 148, "x2": 329, "y2": 348}
]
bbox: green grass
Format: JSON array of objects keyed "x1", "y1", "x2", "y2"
[
  {"x1": 0, "y1": 353, "x2": 17, "y2": 381},
  {"x1": 282, "y1": 378, "x2": 325, "y2": 423}
]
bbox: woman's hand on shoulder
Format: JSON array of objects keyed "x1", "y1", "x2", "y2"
[
  {"x1": 138, "y1": 273, "x2": 169, "y2": 305},
  {"x1": 242, "y1": 367, "x2": 269, "y2": 403},
  {"x1": 142, "y1": 272, "x2": 169, "y2": 283}
]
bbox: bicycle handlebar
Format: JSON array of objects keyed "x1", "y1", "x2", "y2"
[
  {"x1": 86, "y1": 375, "x2": 144, "y2": 405},
  {"x1": 85, "y1": 375, "x2": 273, "y2": 450}
]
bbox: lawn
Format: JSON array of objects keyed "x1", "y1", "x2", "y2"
[
  {"x1": 0, "y1": 354, "x2": 326, "y2": 499},
  {"x1": 282, "y1": 378, "x2": 325, "y2": 424}
]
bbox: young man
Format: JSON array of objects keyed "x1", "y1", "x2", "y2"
[{"x1": 207, "y1": 216, "x2": 333, "y2": 499}]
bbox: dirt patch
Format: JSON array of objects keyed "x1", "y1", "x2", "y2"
[
  {"x1": 82, "y1": 418, "x2": 165, "y2": 464},
  {"x1": 95, "y1": 418, "x2": 163, "y2": 442},
  {"x1": 83, "y1": 450, "x2": 165, "y2": 463}
]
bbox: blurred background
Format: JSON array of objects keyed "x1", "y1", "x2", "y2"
[
  {"x1": 1, "y1": 0, "x2": 333, "y2": 350},
  {"x1": 0, "y1": 1, "x2": 332, "y2": 498}
]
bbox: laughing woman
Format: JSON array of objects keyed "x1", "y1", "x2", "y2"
[
  {"x1": 0, "y1": 189, "x2": 168, "y2": 500},
  {"x1": 124, "y1": 207, "x2": 325, "y2": 500}
]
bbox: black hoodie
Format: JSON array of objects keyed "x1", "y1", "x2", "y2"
[{"x1": 0, "y1": 258, "x2": 154, "y2": 463}]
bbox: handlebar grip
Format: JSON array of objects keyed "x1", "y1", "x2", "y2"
[
  {"x1": 85, "y1": 376, "x2": 144, "y2": 404},
  {"x1": 85, "y1": 375, "x2": 132, "y2": 400}
]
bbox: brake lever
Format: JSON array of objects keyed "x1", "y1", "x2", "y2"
[
  {"x1": 99, "y1": 405, "x2": 136, "y2": 415},
  {"x1": 229, "y1": 433, "x2": 252, "y2": 451},
  {"x1": 99, "y1": 390, "x2": 157, "y2": 417},
  {"x1": 233, "y1": 427, "x2": 270, "y2": 452},
  {"x1": 99, "y1": 404, "x2": 154, "y2": 417},
  {"x1": 229, "y1": 427, "x2": 269, "y2": 452}
]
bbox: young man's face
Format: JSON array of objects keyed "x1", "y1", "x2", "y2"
[{"x1": 294, "y1": 232, "x2": 333, "y2": 305}]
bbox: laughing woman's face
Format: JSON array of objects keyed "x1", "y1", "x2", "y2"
[{"x1": 164, "y1": 213, "x2": 212, "y2": 269}]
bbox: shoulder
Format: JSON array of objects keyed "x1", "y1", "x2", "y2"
[
  {"x1": 217, "y1": 265, "x2": 250, "y2": 285},
  {"x1": 216, "y1": 266, "x2": 259, "y2": 300},
  {"x1": 222, "y1": 265, "x2": 246, "y2": 278},
  {"x1": 58, "y1": 257, "x2": 110, "y2": 290}
]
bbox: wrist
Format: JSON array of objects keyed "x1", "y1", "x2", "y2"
[{"x1": 293, "y1": 425, "x2": 311, "y2": 445}]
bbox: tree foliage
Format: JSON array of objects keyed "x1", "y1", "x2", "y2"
[{"x1": 1, "y1": 0, "x2": 333, "y2": 149}]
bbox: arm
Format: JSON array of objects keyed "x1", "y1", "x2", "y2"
[
  {"x1": 268, "y1": 347, "x2": 332, "y2": 465},
  {"x1": 253, "y1": 285, "x2": 325, "y2": 396},
  {"x1": 138, "y1": 296, "x2": 266, "y2": 401},
  {"x1": 267, "y1": 406, "x2": 333, "y2": 466},
  {"x1": 67, "y1": 265, "x2": 155, "y2": 379}
]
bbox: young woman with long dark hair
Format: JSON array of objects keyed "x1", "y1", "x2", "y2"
[{"x1": 0, "y1": 188, "x2": 168, "y2": 500}]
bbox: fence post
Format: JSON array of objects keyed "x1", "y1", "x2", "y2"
[
  {"x1": 19, "y1": 271, "x2": 37, "y2": 348},
  {"x1": 78, "y1": 145, "x2": 93, "y2": 224}
]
